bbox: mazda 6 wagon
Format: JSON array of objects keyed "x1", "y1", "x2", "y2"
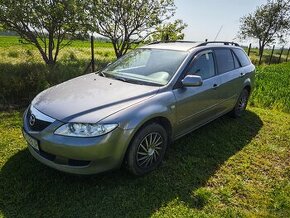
[{"x1": 23, "y1": 41, "x2": 255, "y2": 175}]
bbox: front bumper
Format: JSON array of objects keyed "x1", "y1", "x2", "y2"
[{"x1": 23, "y1": 108, "x2": 134, "y2": 175}]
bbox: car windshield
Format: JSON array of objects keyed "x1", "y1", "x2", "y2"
[{"x1": 101, "y1": 48, "x2": 188, "y2": 86}]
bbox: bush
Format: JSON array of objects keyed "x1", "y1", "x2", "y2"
[
  {"x1": 0, "y1": 63, "x2": 49, "y2": 108},
  {"x1": 0, "y1": 58, "x2": 111, "y2": 109}
]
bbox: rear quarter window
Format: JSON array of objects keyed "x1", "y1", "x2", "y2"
[
  {"x1": 214, "y1": 49, "x2": 235, "y2": 74},
  {"x1": 233, "y1": 48, "x2": 251, "y2": 67}
]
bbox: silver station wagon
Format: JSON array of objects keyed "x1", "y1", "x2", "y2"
[{"x1": 23, "y1": 41, "x2": 255, "y2": 175}]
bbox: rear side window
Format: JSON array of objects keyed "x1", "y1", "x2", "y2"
[
  {"x1": 214, "y1": 49, "x2": 235, "y2": 74},
  {"x1": 232, "y1": 51, "x2": 241, "y2": 69},
  {"x1": 233, "y1": 48, "x2": 251, "y2": 67}
]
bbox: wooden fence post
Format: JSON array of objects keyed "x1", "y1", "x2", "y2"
[
  {"x1": 91, "y1": 35, "x2": 95, "y2": 72},
  {"x1": 286, "y1": 47, "x2": 290, "y2": 62},
  {"x1": 247, "y1": 43, "x2": 251, "y2": 56},
  {"x1": 269, "y1": 45, "x2": 275, "y2": 64},
  {"x1": 278, "y1": 46, "x2": 284, "y2": 63}
]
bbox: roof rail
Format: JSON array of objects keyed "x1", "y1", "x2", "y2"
[
  {"x1": 197, "y1": 41, "x2": 240, "y2": 47},
  {"x1": 149, "y1": 40, "x2": 197, "y2": 45}
]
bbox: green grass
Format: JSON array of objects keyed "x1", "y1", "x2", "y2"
[
  {"x1": 250, "y1": 62, "x2": 290, "y2": 113},
  {"x1": 0, "y1": 36, "x2": 113, "y2": 48},
  {"x1": 0, "y1": 107, "x2": 289, "y2": 217},
  {"x1": 242, "y1": 46, "x2": 289, "y2": 65},
  {"x1": 0, "y1": 36, "x2": 115, "y2": 65}
]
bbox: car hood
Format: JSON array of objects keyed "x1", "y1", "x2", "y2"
[{"x1": 32, "y1": 74, "x2": 160, "y2": 123}]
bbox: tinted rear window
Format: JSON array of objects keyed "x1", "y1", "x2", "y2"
[
  {"x1": 215, "y1": 49, "x2": 235, "y2": 74},
  {"x1": 232, "y1": 51, "x2": 241, "y2": 69},
  {"x1": 233, "y1": 48, "x2": 251, "y2": 67}
]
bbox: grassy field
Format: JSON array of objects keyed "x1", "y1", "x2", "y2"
[
  {"x1": 245, "y1": 46, "x2": 290, "y2": 65},
  {"x1": 0, "y1": 107, "x2": 289, "y2": 217},
  {"x1": 1, "y1": 36, "x2": 289, "y2": 65},
  {"x1": 250, "y1": 62, "x2": 290, "y2": 113},
  {"x1": 0, "y1": 35, "x2": 290, "y2": 217},
  {"x1": 0, "y1": 36, "x2": 115, "y2": 64}
]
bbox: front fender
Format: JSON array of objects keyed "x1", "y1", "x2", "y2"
[{"x1": 101, "y1": 91, "x2": 177, "y2": 132}]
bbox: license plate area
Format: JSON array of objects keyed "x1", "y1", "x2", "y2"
[{"x1": 23, "y1": 130, "x2": 39, "y2": 151}]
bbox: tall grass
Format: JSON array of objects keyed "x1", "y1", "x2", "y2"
[
  {"x1": 0, "y1": 36, "x2": 116, "y2": 108},
  {"x1": 250, "y1": 62, "x2": 290, "y2": 113}
]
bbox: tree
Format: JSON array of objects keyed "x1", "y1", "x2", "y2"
[
  {"x1": 238, "y1": 0, "x2": 290, "y2": 56},
  {"x1": 0, "y1": 0, "x2": 87, "y2": 65},
  {"x1": 150, "y1": 19, "x2": 188, "y2": 42},
  {"x1": 89, "y1": 0, "x2": 176, "y2": 58}
]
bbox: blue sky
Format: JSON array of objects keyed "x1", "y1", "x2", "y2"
[{"x1": 174, "y1": 0, "x2": 268, "y2": 44}]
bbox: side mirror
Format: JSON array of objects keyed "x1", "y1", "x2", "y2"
[{"x1": 181, "y1": 75, "x2": 203, "y2": 87}]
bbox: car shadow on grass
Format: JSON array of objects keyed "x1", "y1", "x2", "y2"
[{"x1": 0, "y1": 110, "x2": 263, "y2": 217}]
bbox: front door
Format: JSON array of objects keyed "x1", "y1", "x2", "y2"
[{"x1": 173, "y1": 50, "x2": 222, "y2": 137}]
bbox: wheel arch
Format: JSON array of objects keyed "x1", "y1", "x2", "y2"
[
  {"x1": 242, "y1": 78, "x2": 252, "y2": 94},
  {"x1": 121, "y1": 115, "x2": 173, "y2": 166},
  {"x1": 244, "y1": 84, "x2": 251, "y2": 94}
]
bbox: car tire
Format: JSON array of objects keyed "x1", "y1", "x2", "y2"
[
  {"x1": 230, "y1": 88, "x2": 250, "y2": 118},
  {"x1": 126, "y1": 123, "x2": 168, "y2": 176}
]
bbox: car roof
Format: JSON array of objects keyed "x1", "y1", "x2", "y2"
[
  {"x1": 142, "y1": 42, "x2": 200, "y2": 52},
  {"x1": 140, "y1": 41, "x2": 241, "y2": 52}
]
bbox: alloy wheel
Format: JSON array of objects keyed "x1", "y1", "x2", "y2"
[{"x1": 136, "y1": 132, "x2": 163, "y2": 168}]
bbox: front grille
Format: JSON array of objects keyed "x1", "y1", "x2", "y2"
[
  {"x1": 68, "y1": 159, "x2": 91, "y2": 167},
  {"x1": 39, "y1": 148, "x2": 56, "y2": 161},
  {"x1": 26, "y1": 109, "x2": 52, "y2": 132},
  {"x1": 33, "y1": 147, "x2": 90, "y2": 167}
]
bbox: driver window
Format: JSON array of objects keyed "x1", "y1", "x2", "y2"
[{"x1": 188, "y1": 52, "x2": 215, "y2": 80}]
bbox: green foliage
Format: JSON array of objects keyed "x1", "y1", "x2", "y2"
[
  {"x1": 0, "y1": 58, "x2": 113, "y2": 109},
  {"x1": 0, "y1": 0, "x2": 88, "y2": 65},
  {"x1": 0, "y1": 63, "x2": 49, "y2": 107},
  {"x1": 249, "y1": 62, "x2": 290, "y2": 113},
  {"x1": 150, "y1": 19, "x2": 188, "y2": 42},
  {"x1": 238, "y1": 0, "x2": 290, "y2": 56},
  {"x1": 89, "y1": 0, "x2": 176, "y2": 58}
]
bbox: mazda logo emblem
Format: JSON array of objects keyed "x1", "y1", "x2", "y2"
[{"x1": 29, "y1": 114, "x2": 36, "y2": 126}]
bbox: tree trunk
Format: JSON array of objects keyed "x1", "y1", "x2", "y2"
[
  {"x1": 258, "y1": 40, "x2": 265, "y2": 57},
  {"x1": 47, "y1": 31, "x2": 55, "y2": 65},
  {"x1": 112, "y1": 39, "x2": 129, "y2": 58}
]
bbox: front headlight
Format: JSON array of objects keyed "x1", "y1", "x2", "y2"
[{"x1": 54, "y1": 123, "x2": 118, "y2": 137}]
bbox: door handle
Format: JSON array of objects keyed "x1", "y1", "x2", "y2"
[
  {"x1": 212, "y1": 84, "x2": 219, "y2": 89},
  {"x1": 240, "y1": 72, "x2": 246, "y2": 77}
]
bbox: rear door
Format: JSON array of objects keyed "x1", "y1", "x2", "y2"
[
  {"x1": 173, "y1": 50, "x2": 222, "y2": 137},
  {"x1": 213, "y1": 48, "x2": 244, "y2": 113}
]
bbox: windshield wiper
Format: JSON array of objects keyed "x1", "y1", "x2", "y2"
[
  {"x1": 97, "y1": 71, "x2": 107, "y2": 77},
  {"x1": 114, "y1": 76, "x2": 130, "y2": 83}
]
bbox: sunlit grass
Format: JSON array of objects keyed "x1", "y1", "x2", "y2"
[
  {"x1": 0, "y1": 36, "x2": 115, "y2": 65},
  {"x1": 250, "y1": 62, "x2": 290, "y2": 113}
]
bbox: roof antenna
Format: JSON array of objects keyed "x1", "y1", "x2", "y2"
[{"x1": 214, "y1": 25, "x2": 223, "y2": 41}]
